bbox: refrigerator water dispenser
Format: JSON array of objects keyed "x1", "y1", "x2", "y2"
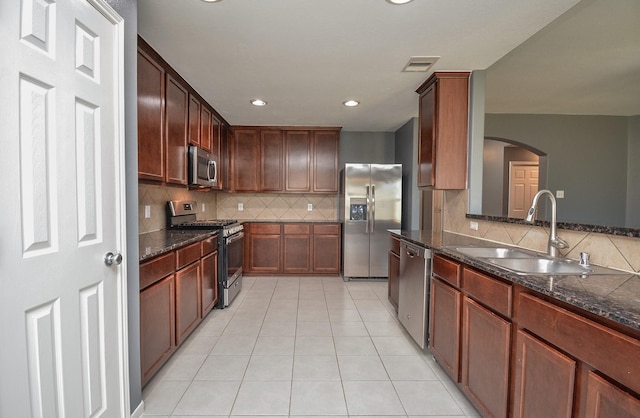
[{"x1": 349, "y1": 198, "x2": 367, "y2": 221}]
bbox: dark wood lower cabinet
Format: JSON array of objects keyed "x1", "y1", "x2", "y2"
[
  {"x1": 200, "y1": 250, "x2": 218, "y2": 317},
  {"x1": 512, "y1": 329, "x2": 576, "y2": 418},
  {"x1": 140, "y1": 275, "x2": 175, "y2": 386},
  {"x1": 312, "y1": 224, "x2": 340, "y2": 274},
  {"x1": 248, "y1": 225, "x2": 282, "y2": 273},
  {"x1": 461, "y1": 297, "x2": 511, "y2": 418},
  {"x1": 245, "y1": 222, "x2": 340, "y2": 275},
  {"x1": 387, "y1": 250, "x2": 399, "y2": 310},
  {"x1": 585, "y1": 371, "x2": 640, "y2": 418},
  {"x1": 429, "y1": 276, "x2": 462, "y2": 381},
  {"x1": 175, "y1": 262, "x2": 201, "y2": 345}
]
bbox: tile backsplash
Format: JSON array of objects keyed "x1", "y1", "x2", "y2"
[
  {"x1": 217, "y1": 193, "x2": 337, "y2": 222},
  {"x1": 443, "y1": 189, "x2": 640, "y2": 274},
  {"x1": 139, "y1": 184, "x2": 339, "y2": 234},
  {"x1": 138, "y1": 184, "x2": 218, "y2": 233}
]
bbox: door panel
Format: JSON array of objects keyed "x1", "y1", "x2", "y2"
[
  {"x1": 343, "y1": 164, "x2": 371, "y2": 277},
  {"x1": 370, "y1": 164, "x2": 402, "y2": 277},
  {"x1": 0, "y1": 0, "x2": 127, "y2": 416}
]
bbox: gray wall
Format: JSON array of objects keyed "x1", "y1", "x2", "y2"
[
  {"x1": 105, "y1": 0, "x2": 142, "y2": 413},
  {"x1": 394, "y1": 118, "x2": 420, "y2": 230},
  {"x1": 339, "y1": 131, "x2": 396, "y2": 168},
  {"x1": 628, "y1": 115, "x2": 640, "y2": 227},
  {"x1": 484, "y1": 114, "x2": 629, "y2": 226}
]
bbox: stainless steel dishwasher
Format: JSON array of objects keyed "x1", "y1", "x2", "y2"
[{"x1": 398, "y1": 240, "x2": 432, "y2": 349}]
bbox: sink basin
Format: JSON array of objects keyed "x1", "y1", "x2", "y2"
[
  {"x1": 451, "y1": 246, "x2": 537, "y2": 259},
  {"x1": 484, "y1": 257, "x2": 591, "y2": 275}
]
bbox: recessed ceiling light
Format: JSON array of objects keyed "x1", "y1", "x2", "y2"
[
  {"x1": 250, "y1": 99, "x2": 267, "y2": 106},
  {"x1": 201, "y1": 0, "x2": 222, "y2": 3},
  {"x1": 385, "y1": 0, "x2": 413, "y2": 4},
  {"x1": 343, "y1": 100, "x2": 359, "y2": 107}
]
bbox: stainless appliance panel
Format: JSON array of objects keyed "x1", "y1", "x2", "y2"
[
  {"x1": 398, "y1": 240, "x2": 431, "y2": 349},
  {"x1": 369, "y1": 164, "x2": 402, "y2": 277},
  {"x1": 341, "y1": 163, "x2": 402, "y2": 279}
]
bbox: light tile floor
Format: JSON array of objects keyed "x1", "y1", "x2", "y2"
[{"x1": 141, "y1": 276, "x2": 480, "y2": 417}]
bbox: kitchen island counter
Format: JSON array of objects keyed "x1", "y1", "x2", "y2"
[{"x1": 389, "y1": 229, "x2": 640, "y2": 333}]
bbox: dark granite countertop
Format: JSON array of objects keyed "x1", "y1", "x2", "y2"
[
  {"x1": 389, "y1": 229, "x2": 640, "y2": 333},
  {"x1": 139, "y1": 229, "x2": 218, "y2": 262}
]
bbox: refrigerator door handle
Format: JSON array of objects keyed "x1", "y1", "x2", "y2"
[
  {"x1": 371, "y1": 185, "x2": 376, "y2": 233},
  {"x1": 365, "y1": 185, "x2": 370, "y2": 234}
]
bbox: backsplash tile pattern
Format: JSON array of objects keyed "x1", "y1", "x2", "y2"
[
  {"x1": 139, "y1": 185, "x2": 339, "y2": 234},
  {"x1": 443, "y1": 189, "x2": 640, "y2": 274},
  {"x1": 138, "y1": 184, "x2": 218, "y2": 234},
  {"x1": 217, "y1": 193, "x2": 337, "y2": 221}
]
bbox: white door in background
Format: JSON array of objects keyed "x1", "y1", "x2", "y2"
[
  {"x1": 508, "y1": 162, "x2": 539, "y2": 218},
  {"x1": 0, "y1": 0, "x2": 129, "y2": 417}
]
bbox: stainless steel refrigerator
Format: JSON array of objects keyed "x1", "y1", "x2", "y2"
[{"x1": 340, "y1": 163, "x2": 402, "y2": 279}]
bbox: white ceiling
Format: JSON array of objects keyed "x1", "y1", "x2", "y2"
[{"x1": 137, "y1": 0, "x2": 636, "y2": 132}]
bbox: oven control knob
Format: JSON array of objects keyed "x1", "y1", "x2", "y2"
[{"x1": 104, "y1": 252, "x2": 123, "y2": 266}]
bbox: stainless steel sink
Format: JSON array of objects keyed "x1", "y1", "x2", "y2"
[
  {"x1": 484, "y1": 257, "x2": 592, "y2": 275},
  {"x1": 451, "y1": 246, "x2": 537, "y2": 259}
]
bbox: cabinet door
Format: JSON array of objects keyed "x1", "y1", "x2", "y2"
[
  {"x1": 261, "y1": 129, "x2": 284, "y2": 191},
  {"x1": 312, "y1": 224, "x2": 341, "y2": 273},
  {"x1": 285, "y1": 130, "x2": 311, "y2": 192},
  {"x1": 231, "y1": 128, "x2": 260, "y2": 191},
  {"x1": 461, "y1": 297, "x2": 511, "y2": 418},
  {"x1": 512, "y1": 329, "x2": 576, "y2": 418},
  {"x1": 213, "y1": 120, "x2": 225, "y2": 190},
  {"x1": 388, "y1": 251, "x2": 400, "y2": 310},
  {"x1": 248, "y1": 231, "x2": 282, "y2": 273},
  {"x1": 165, "y1": 75, "x2": 189, "y2": 185},
  {"x1": 200, "y1": 251, "x2": 218, "y2": 316},
  {"x1": 137, "y1": 48, "x2": 165, "y2": 181},
  {"x1": 175, "y1": 262, "x2": 201, "y2": 345},
  {"x1": 200, "y1": 105, "x2": 212, "y2": 152},
  {"x1": 188, "y1": 94, "x2": 201, "y2": 147},
  {"x1": 313, "y1": 130, "x2": 339, "y2": 192},
  {"x1": 283, "y1": 224, "x2": 311, "y2": 273},
  {"x1": 429, "y1": 276, "x2": 462, "y2": 381},
  {"x1": 585, "y1": 371, "x2": 640, "y2": 418},
  {"x1": 418, "y1": 83, "x2": 436, "y2": 187},
  {"x1": 140, "y1": 275, "x2": 175, "y2": 386}
]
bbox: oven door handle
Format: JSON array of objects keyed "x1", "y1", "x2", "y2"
[{"x1": 226, "y1": 231, "x2": 244, "y2": 244}]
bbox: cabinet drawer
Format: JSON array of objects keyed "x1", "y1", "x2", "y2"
[
  {"x1": 313, "y1": 224, "x2": 339, "y2": 235},
  {"x1": 389, "y1": 236, "x2": 400, "y2": 255},
  {"x1": 201, "y1": 234, "x2": 218, "y2": 256},
  {"x1": 433, "y1": 254, "x2": 461, "y2": 287},
  {"x1": 176, "y1": 242, "x2": 201, "y2": 270},
  {"x1": 518, "y1": 293, "x2": 640, "y2": 395},
  {"x1": 250, "y1": 223, "x2": 281, "y2": 234},
  {"x1": 463, "y1": 267, "x2": 512, "y2": 317},
  {"x1": 140, "y1": 252, "x2": 175, "y2": 290},
  {"x1": 284, "y1": 224, "x2": 310, "y2": 234}
]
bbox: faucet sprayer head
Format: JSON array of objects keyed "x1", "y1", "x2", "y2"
[{"x1": 525, "y1": 206, "x2": 536, "y2": 222}]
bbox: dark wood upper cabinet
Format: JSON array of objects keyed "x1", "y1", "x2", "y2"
[
  {"x1": 165, "y1": 74, "x2": 189, "y2": 185},
  {"x1": 137, "y1": 47, "x2": 165, "y2": 182},
  {"x1": 200, "y1": 104, "x2": 212, "y2": 152},
  {"x1": 285, "y1": 130, "x2": 311, "y2": 192},
  {"x1": 312, "y1": 130, "x2": 339, "y2": 192},
  {"x1": 188, "y1": 94, "x2": 201, "y2": 147},
  {"x1": 260, "y1": 129, "x2": 284, "y2": 191},
  {"x1": 137, "y1": 37, "x2": 230, "y2": 188},
  {"x1": 416, "y1": 71, "x2": 470, "y2": 189},
  {"x1": 231, "y1": 128, "x2": 261, "y2": 191}
]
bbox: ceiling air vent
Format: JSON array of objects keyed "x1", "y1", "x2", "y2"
[{"x1": 402, "y1": 56, "x2": 439, "y2": 72}]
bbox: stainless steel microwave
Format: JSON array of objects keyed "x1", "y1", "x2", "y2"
[{"x1": 189, "y1": 146, "x2": 217, "y2": 188}]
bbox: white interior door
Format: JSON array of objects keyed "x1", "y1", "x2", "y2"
[
  {"x1": 508, "y1": 162, "x2": 539, "y2": 218},
  {"x1": 0, "y1": 0, "x2": 129, "y2": 417}
]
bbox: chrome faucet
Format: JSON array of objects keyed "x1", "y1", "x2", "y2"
[{"x1": 524, "y1": 189, "x2": 568, "y2": 257}]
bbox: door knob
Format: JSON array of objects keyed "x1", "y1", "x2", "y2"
[{"x1": 104, "y1": 252, "x2": 123, "y2": 266}]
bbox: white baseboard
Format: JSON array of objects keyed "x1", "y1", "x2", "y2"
[{"x1": 130, "y1": 400, "x2": 144, "y2": 418}]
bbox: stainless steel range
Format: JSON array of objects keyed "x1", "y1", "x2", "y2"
[{"x1": 168, "y1": 200, "x2": 244, "y2": 308}]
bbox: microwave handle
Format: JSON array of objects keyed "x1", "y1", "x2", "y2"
[{"x1": 208, "y1": 160, "x2": 217, "y2": 182}]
